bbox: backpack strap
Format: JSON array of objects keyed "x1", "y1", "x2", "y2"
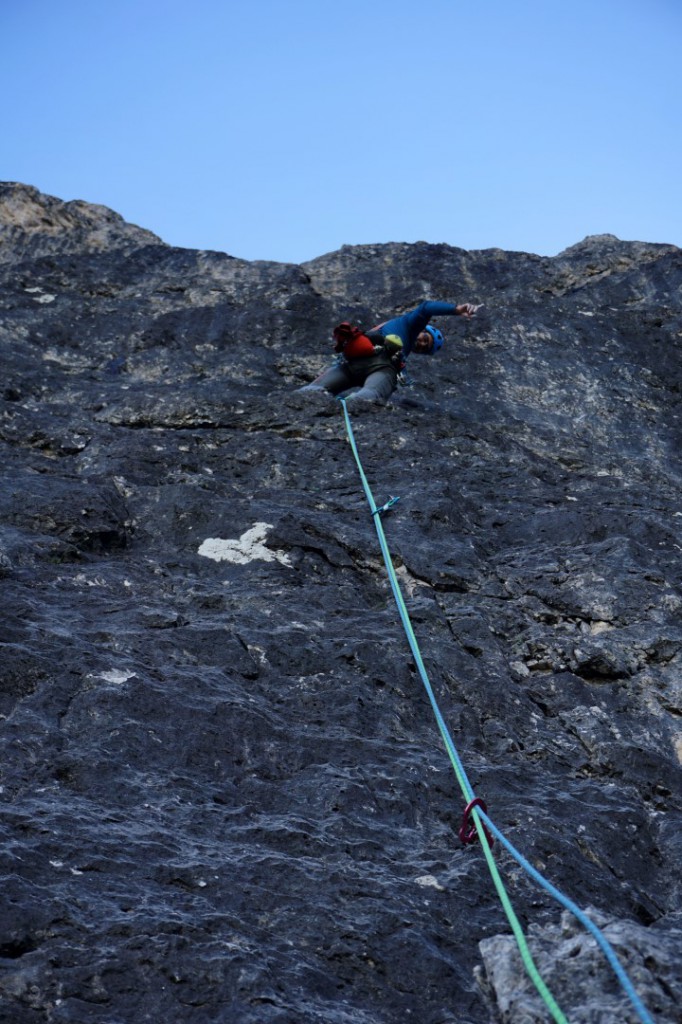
[
  {"x1": 332, "y1": 321, "x2": 379, "y2": 359},
  {"x1": 332, "y1": 321, "x2": 364, "y2": 353}
]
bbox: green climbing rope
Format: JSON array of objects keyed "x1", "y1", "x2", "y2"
[{"x1": 339, "y1": 398, "x2": 569, "y2": 1024}]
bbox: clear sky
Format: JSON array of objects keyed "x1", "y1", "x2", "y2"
[{"x1": 2, "y1": 0, "x2": 681, "y2": 263}]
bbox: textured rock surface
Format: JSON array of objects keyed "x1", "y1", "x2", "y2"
[
  {"x1": 478, "y1": 909, "x2": 682, "y2": 1024},
  {"x1": 1, "y1": 182, "x2": 681, "y2": 1023}
]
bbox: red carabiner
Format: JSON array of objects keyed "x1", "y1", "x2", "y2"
[{"x1": 459, "y1": 797, "x2": 494, "y2": 847}]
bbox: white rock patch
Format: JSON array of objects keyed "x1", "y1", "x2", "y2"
[
  {"x1": 94, "y1": 670, "x2": 137, "y2": 685},
  {"x1": 24, "y1": 286, "x2": 56, "y2": 303},
  {"x1": 198, "y1": 523, "x2": 291, "y2": 567},
  {"x1": 415, "y1": 874, "x2": 445, "y2": 891}
]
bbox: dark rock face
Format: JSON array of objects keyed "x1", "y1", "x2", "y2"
[{"x1": 1, "y1": 182, "x2": 681, "y2": 1023}]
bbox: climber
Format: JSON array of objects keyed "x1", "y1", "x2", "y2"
[{"x1": 299, "y1": 300, "x2": 482, "y2": 403}]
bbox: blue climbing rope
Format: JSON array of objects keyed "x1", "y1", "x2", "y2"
[
  {"x1": 338, "y1": 397, "x2": 655, "y2": 1024},
  {"x1": 477, "y1": 808, "x2": 656, "y2": 1024}
]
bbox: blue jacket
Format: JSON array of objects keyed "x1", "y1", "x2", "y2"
[{"x1": 372, "y1": 301, "x2": 459, "y2": 357}]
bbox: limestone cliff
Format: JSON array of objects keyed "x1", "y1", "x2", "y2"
[{"x1": 1, "y1": 182, "x2": 680, "y2": 1023}]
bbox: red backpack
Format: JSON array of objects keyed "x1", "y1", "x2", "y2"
[{"x1": 332, "y1": 321, "x2": 377, "y2": 359}]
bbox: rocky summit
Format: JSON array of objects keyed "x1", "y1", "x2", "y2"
[{"x1": 1, "y1": 181, "x2": 681, "y2": 1024}]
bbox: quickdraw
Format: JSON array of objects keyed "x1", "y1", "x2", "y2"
[
  {"x1": 459, "y1": 797, "x2": 495, "y2": 847},
  {"x1": 372, "y1": 495, "x2": 400, "y2": 517}
]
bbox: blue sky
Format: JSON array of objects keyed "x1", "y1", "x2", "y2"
[{"x1": 2, "y1": 0, "x2": 680, "y2": 263}]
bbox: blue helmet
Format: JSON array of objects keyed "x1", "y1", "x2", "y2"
[{"x1": 425, "y1": 324, "x2": 444, "y2": 354}]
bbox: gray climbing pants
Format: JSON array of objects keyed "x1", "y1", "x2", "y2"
[{"x1": 300, "y1": 359, "x2": 397, "y2": 403}]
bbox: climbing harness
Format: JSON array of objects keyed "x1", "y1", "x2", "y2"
[{"x1": 338, "y1": 397, "x2": 654, "y2": 1024}]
